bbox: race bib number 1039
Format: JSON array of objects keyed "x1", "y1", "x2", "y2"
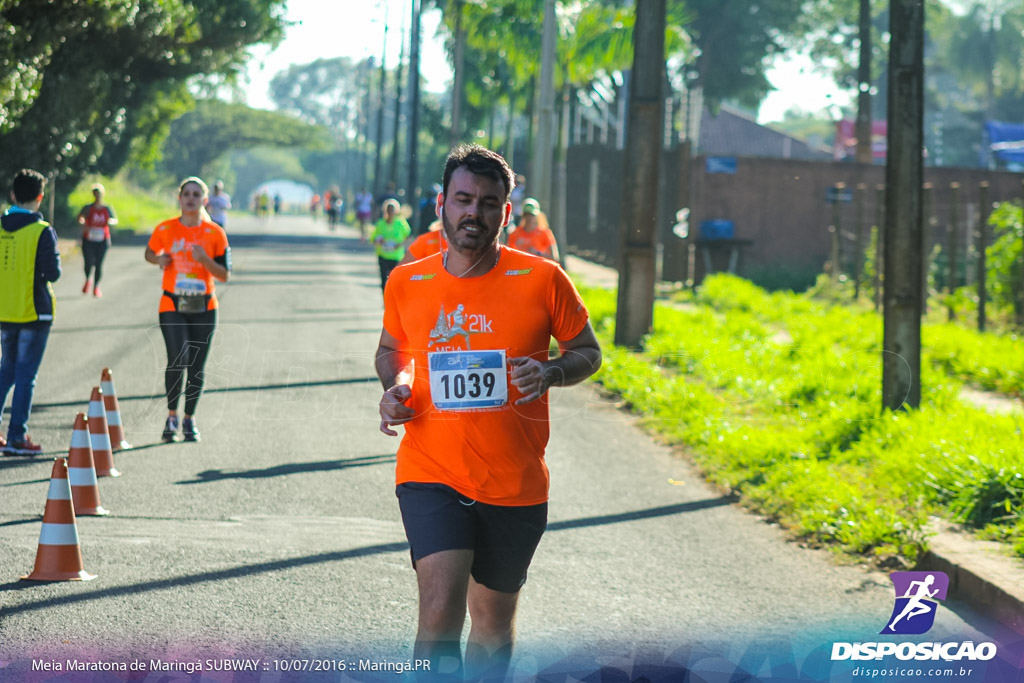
[{"x1": 428, "y1": 349, "x2": 508, "y2": 411}]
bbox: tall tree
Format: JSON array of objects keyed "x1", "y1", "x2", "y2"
[
  {"x1": 159, "y1": 100, "x2": 329, "y2": 182},
  {"x1": 933, "y1": 1, "x2": 1024, "y2": 120},
  {"x1": 269, "y1": 57, "x2": 372, "y2": 142},
  {"x1": 679, "y1": 0, "x2": 812, "y2": 109},
  {"x1": 0, "y1": 0, "x2": 287, "y2": 217}
]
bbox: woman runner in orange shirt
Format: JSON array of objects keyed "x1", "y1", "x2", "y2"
[{"x1": 144, "y1": 177, "x2": 231, "y2": 443}]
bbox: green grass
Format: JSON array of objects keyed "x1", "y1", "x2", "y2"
[
  {"x1": 69, "y1": 175, "x2": 180, "y2": 234},
  {"x1": 583, "y1": 274, "x2": 1024, "y2": 567}
]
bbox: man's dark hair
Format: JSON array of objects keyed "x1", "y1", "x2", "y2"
[
  {"x1": 12, "y1": 168, "x2": 46, "y2": 204},
  {"x1": 441, "y1": 144, "x2": 515, "y2": 201}
]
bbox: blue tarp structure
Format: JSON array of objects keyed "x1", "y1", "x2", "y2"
[{"x1": 985, "y1": 120, "x2": 1024, "y2": 164}]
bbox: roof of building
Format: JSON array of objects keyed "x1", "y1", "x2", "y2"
[{"x1": 697, "y1": 104, "x2": 833, "y2": 161}]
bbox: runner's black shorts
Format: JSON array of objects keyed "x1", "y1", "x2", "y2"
[{"x1": 396, "y1": 482, "x2": 548, "y2": 594}]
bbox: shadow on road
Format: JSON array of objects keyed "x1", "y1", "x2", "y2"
[
  {"x1": 222, "y1": 278, "x2": 354, "y2": 287},
  {"x1": 547, "y1": 497, "x2": 735, "y2": 532},
  {"x1": 0, "y1": 517, "x2": 41, "y2": 528},
  {"x1": 0, "y1": 443, "x2": 173, "y2": 474},
  {"x1": 230, "y1": 269, "x2": 346, "y2": 277},
  {"x1": 225, "y1": 233, "x2": 370, "y2": 252},
  {"x1": 114, "y1": 441, "x2": 178, "y2": 454},
  {"x1": 50, "y1": 322, "x2": 163, "y2": 335},
  {"x1": 50, "y1": 315, "x2": 381, "y2": 335},
  {"x1": 27, "y1": 377, "x2": 379, "y2": 410},
  {"x1": 0, "y1": 477, "x2": 50, "y2": 486},
  {"x1": 0, "y1": 451, "x2": 74, "y2": 470},
  {"x1": 175, "y1": 454, "x2": 396, "y2": 485},
  {"x1": 0, "y1": 499, "x2": 737, "y2": 612},
  {"x1": 0, "y1": 541, "x2": 411, "y2": 606}
]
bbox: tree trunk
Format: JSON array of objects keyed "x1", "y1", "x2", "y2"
[
  {"x1": 882, "y1": 0, "x2": 925, "y2": 411},
  {"x1": 450, "y1": 0, "x2": 465, "y2": 148},
  {"x1": 530, "y1": 0, "x2": 557, "y2": 212},
  {"x1": 614, "y1": 0, "x2": 666, "y2": 349},
  {"x1": 855, "y1": 0, "x2": 873, "y2": 164}
]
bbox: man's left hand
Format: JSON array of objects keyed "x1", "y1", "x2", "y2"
[{"x1": 509, "y1": 356, "x2": 556, "y2": 405}]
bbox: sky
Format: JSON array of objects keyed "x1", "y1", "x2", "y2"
[{"x1": 241, "y1": 0, "x2": 852, "y2": 125}]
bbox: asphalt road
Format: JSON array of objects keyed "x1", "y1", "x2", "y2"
[{"x1": 0, "y1": 214, "x2": 1012, "y2": 681}]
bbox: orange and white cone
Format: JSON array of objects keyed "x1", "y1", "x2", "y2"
[
  {"x1": 101, "y1": 368, "x2": 132, "y2": 451},
  {"x1": 88, "y1": 387, "x2": 120, "y2": 477},
  {"x1": 68, "y1": 413, "x2": 108, "y2": 516},
  {"x1": 22, "y1": 457, "x2": 97, "y2": 581}
]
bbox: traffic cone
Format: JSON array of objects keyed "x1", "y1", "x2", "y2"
[
  {"x1": 100, "y1": 368, "x2": 132, "y2": 451},
  {"x1": 88, "y1": 387, "x2": 119, "y2": 477},
  {"x1": 67, "y1": 413, "x2": 108, "y2": 516},
  {"x1": 22, "y1": 457, "x2": 97, "y2": 581}
]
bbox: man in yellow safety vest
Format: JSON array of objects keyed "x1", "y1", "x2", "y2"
[{"x1": 0, "y1": 168, "x2": 61, "y2": 456}]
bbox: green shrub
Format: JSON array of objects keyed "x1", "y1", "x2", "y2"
[
  {"x1": 578, "y1": 272, "x2": 1024, "y2": 566},
  {"x1": 986, "y1": 202, "x2": 1024, "y2": 318}
]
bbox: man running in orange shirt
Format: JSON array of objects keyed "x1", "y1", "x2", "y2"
[
  {"x1": 375, "y1": 145, "x2": 602, "y2": 680},
  {"x1": 506, "y1": 198, "x2": 559, "y2": 261}
]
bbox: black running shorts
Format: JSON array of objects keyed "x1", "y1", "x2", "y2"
[{"x1": 396, "y1": 482, "x2": 548, "y2": 594}]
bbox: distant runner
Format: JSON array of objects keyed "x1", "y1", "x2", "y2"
[
  {"x1": 375, "y1": 144, "x2": 602, "y2": 680},
  {"x1": 398, "y1": 219, "x2": 444, "y2": 266},
  {"x1": 77, "y1": 183, "x2": 117, "y2": 297},
  {"x1": 206, "y1": 180, "x2": 231, "y2": 229},
  {"x1": 144, "y1": 177, "x2": 231, "y2": 444},
  {"x1": 506, "y1": 198, "x2": 558, "y2": 261},
  {"x1": 355, "y1": 188, "x2": 373, "y2": 242},
  {"x1": 371, "y1": 198, "x2": 411, "y2": 291}
]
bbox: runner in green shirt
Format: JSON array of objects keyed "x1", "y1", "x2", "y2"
[{"x1": 372, "y1": 199, "x2": 411, "y2": 290}]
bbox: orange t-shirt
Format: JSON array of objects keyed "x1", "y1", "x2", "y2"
[
  {"x1": 507, "y1": 226, "x2": 557, "y2": 258},
  {"x1": 406, "y1": 229, "x2": 444, "y2": 261},
  {"x1": 382, "y1": 246, "x2": 589, "y2": 506},
  {"x1": 147, "y1": 218, "x2": 230, "y2": 313}
]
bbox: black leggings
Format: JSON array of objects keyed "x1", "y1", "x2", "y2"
[
  {"x1": 378, "y1": 256, "x2": 400, "y2": 291},
  {"x1": 159, "y1": 309, "x2": 217, "y2": 415},
  {"x1": 82, "y1": 241, "x2": 109, "y2": 285}
]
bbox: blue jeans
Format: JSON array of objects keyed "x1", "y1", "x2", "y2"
[{"x1": 0, "y1": 321, "x2": 52, "y2": 442}]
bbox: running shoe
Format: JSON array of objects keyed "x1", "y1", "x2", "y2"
[
  {"x1": 182, "y1": 417, "x2": 200, "y2": 442},
  {"x1": 161, "y1": 416, "x2": 179, "y2": 443},
  {"x1": 4, "y1": 435, "x2": 43, "y2": 456},
  {"x1": 93, "y1": 285, "x2": 103, "y2": 298},
  {"x1": 82, "y1": 279, "x2": 91, "y2": 294}
]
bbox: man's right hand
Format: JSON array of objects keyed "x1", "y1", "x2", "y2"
[{"x1": 379, "y1": 384, "x2": 414, "y2": 436}]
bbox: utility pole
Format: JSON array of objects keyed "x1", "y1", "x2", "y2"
[
  {"x1": 373, "y1": 6, "x2": 389, "y2": 197},
  {"x1": 389, "y1": 6, "x2": 407, "y2": 189},
  {"x1": 855, "y1": 0, "x2": 873, "y2": 164},
  {"x1": 531, "y1": 0, "x2": 557, "y2": 212},
  {"x1": 360, "y1": 60, "x2": 373, "y2": 193},
  {"x1": 505, "y1": 96, "x2": 516, "y2": 169},
  {"x1": 882, "y1": 0, "x2": 925, "y2": 411},
  {"x1": 614, "y1": 0, "x2": 666, "y2": 348},
  {"x1": 407, "y1": 0, "x2": 422, "y2": 231},
  {"x1": 552, "y1": 85, "x2": 570, "y2": 270},
  {"x1": 450, "y1": 0, "x2": 465, "y2": 148}
]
